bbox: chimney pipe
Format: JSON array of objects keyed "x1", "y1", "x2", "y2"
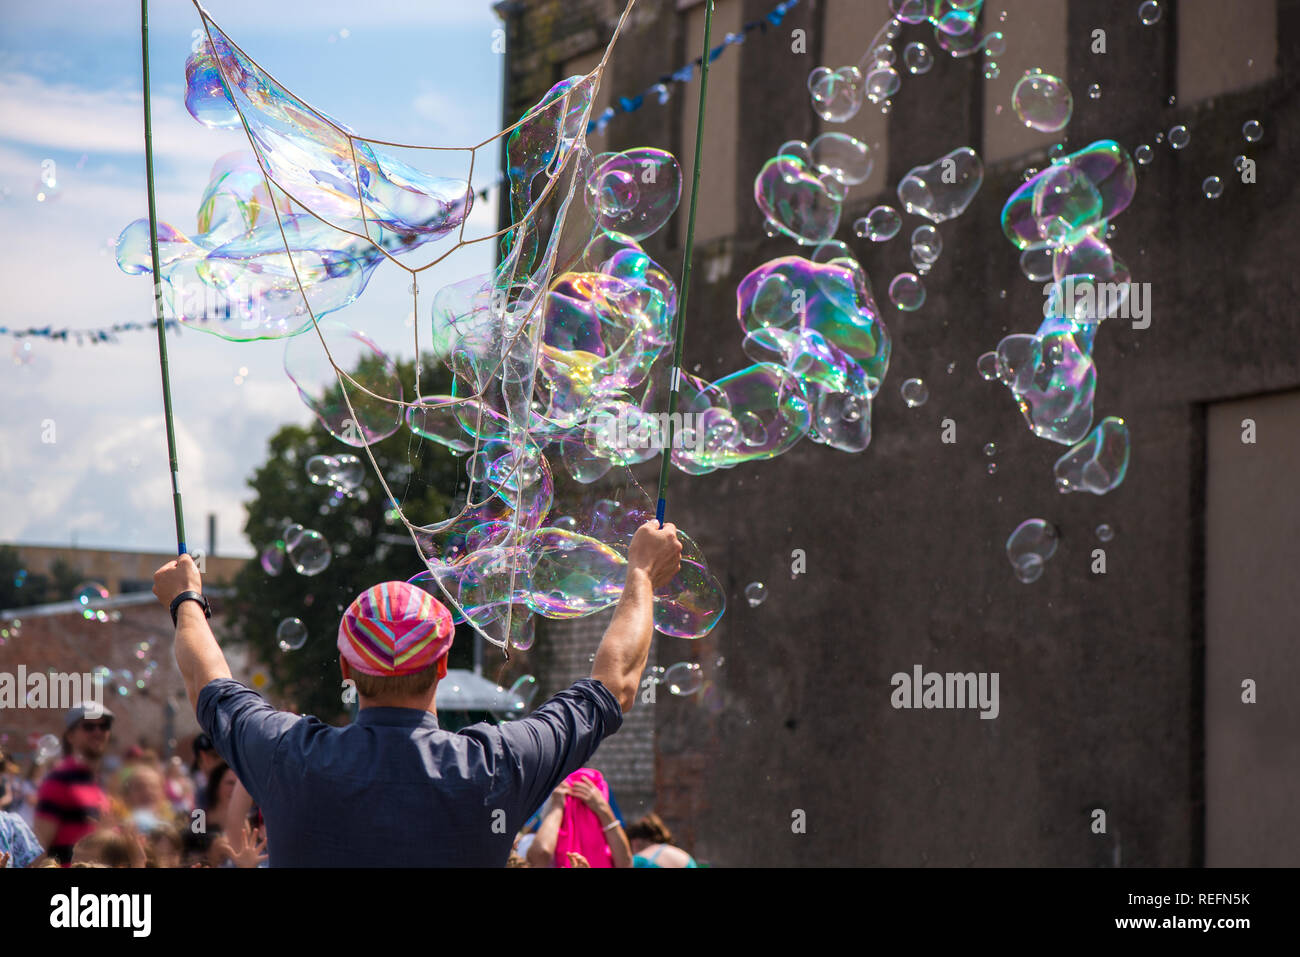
[{"x1": 208, "y1": 513, "x2": 217, "y2": 557}]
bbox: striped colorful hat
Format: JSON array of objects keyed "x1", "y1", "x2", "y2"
[{"x1": 337, "y1": 581, "x2": 454, "y2": 677}]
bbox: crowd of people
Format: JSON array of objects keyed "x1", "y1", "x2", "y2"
[{"x1": 0, "y1": 705, "x2": 698, "y2": 868}]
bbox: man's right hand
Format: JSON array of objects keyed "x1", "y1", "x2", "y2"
[{"x1": 627, "y1": 521, "x2": 682, "y2": 590}]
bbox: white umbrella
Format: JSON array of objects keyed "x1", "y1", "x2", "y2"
[{"x1": 436, "y1": 669, "x2": 526, "y2": 712}]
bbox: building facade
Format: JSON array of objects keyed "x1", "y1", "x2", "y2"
[{"x1": 506, "y1": 0, "x2": 1300, "y2": 865}]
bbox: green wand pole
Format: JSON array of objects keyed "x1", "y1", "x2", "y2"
[
  {"x1": 141, "y1": 0, "x2": 189, "y2": 555},
  {"x1": 655, "y1": 0, "x2": 715, "y2": 527}
]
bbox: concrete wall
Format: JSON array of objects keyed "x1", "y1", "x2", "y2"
[{"x1": 504, "y1": 0, "x2": 1300, "y2": 865}]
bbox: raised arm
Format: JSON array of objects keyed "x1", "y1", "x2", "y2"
[
  {"x1": 153, "y1": 554, "x2": 232, "y2": 713},
  {"x1": 590, "y1": 521, "x2": 682, "y2": 712}
]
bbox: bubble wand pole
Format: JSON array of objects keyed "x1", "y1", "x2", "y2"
[
  {"x1": 141, "y1": 0, "x2": 189, "y2": 556},
  {"x1": 655, "y1": 0, "x2": 714, "y2": 527}
]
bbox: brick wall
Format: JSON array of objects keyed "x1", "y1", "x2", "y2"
[
  {"x1": 535, "y1": 611, "x2": 658, "y2": 822},
  {"x1": 0, "y1": 603, "x2": 260, "y2": 767}
]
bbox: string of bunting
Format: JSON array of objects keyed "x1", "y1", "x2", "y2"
[
  {"x1": 587, "y1": 0, "x2": 800, "y2": 135},
  {"x1": 2, "y1": 0, "x2": 800, "y2": 349}
]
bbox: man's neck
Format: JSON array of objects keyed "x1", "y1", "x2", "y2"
[{"x1": 357, "y1": 694, "x2": 437, "y2": 715}]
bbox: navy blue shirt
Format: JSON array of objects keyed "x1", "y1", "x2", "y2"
[{"x1": 196, "y1": 677, "x2": 623, "y2": 867}]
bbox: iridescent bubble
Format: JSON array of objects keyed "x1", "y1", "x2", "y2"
[
  {"x1": 283, "y1": 320, "x2": 404, "y2": 447},
  {"x1": 1168, "y1": 125, "x2": 1190, "y2": 149},
  {"x1": 860, "y1": 205, "x2": 902, "y2": 241},
  {"x1": 1013, "y1": 332, "x2": 1096, "y2": 444},
  {"x1": 745, "y1": 581, "x2": 767, "y2": 607},
  {"x1": 910, "y1": 225, "x2": 942, "y2": 264},
  {"x1": 36, "y1": 734, "x2": 61, "y2": 763},
  {"x1": 900, "y1": 377, "x2": 929, "y2": 408},
  {"x1": 1088, "y1": 83, "x2": 1101, "y2": 101},
  {"x1": 754, "y1": 154, "x2": 843, "y2": 244},
  {"x1": 808, "y1": 65, "x2": 865, "y2": 123},
  {"x1": 904, "y1": 42, "x2": 933, "y2": 75},
  {"x1": 74, "y1": 582, "x2": 110, "y2": 606},
  {"x1": 1242, "y1": 120, "x2": 1262, "y2": 143},
  {"x1": 1012, "y1": 71, "x2": 1073, "y2": 133},
  {"x1": 865, "y1": 65, "x2": 901, "y2": 103},
  {"x1": 306, "y1": 454, "x2": 337, "y2": 485},
  {"x1": 810, "y1": 132, "x2": 873, "y2": 186},
  {"x1": 889, "y1": 273, "x2": 926, "y2": 311},
  {"x1": 1202, "y1": 176, "x2": 1223, "y2": 199},
  {"x1": 1002, "y1": 141, "x2": 1135, "y2": 251},
  {"x1": 977, "y1": 351, "x2": 999, "y2": 380},
  {"x1": 587, "y1": 149, "x2": 682, "y2": 239},
  {"x1": 330, "y1": 453, "x2": 365, "y2": 491},
  {"x1": 897, "y1": 148, "x2": 983, "y2": 223},
  {"x1": 1234, "y1": 155, "x2": 1249, "y2": 172},
  {"x1": 287, "y1": 529, "x2": 332, "y2": 575},
  {"x1": 984, "y1": 442, "x2": 996, "y2": 456},
  {"x1": 1006, "y1": 518, "x2": 1058, "y2": 583},
  {"x1": 987, "y1": 462, "x2": 998, "y2": 474},
  {"x1": 664, "y1": 661, "x2": 703, "y2": 696},
  {"x1": 276, "y1": 617, "x2": 308, "y2": 651},
  {"x1": 1138, "y1": 1, "x2": 1162, "y2": 25},
  {"x1": 1096, "y1": 523, "x2": 1115, "y2": 542},
  {"x1": 1020, "y1": 243, "x2": 1055, "y2": 282},
  {"x1": 1053, "y1": 416, "x2": 1130, "y2": 494},
  {"x1": 1135, "y1": 144, "x2": 1154, "y2": 166}
]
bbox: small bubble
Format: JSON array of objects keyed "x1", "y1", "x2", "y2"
[
  {"x1": 984, "y1": 442, "x2": 996, "y2": 456},
  {"x1": 946, "y1": 361, "x2": 955, "y2": 375},
  {"x1": 1168, "y1": 125, "x2": 1189, "y2": 149},
  {"x1": 1155, "y1": 131, "x2": 1165, "y2": 143},
  {"x1": 1088, "y1": 83, "x2": 1101, "y2": 100},
  {"x1": 1138, "y1": 1, "x2": 1162, "y2": 25},
  {"x1": 987, "y1": 462, "x2": 998, "y2": 475},
  {"x1": 1242, "y1": 119, "x2": 1262, "y2": 143},
  {"x1": 1202, "y1": 176, "x2": 1223, "y2": 199},
  {"x1": 1233, "y1": 154, "x2": 1249, "y2": 172},
  {"x1": 900, "y1": 377, "x2": 928, "y2": 408},
  {"x1": 983, "y1": 62, "x2": 1000, "y2": 80},
  {"x1": 1096, "y1": 523, "x2": 1115, "y2": 542},
  {"x1": 977, "y1": 351, "x2": 999, "y2": 380},
  {"x1": 1167, "y1": 94, "x2": 1176, "y2": 106},
  {"x1": 744, "y1": 582, "x2": 767, "y2": 607}
]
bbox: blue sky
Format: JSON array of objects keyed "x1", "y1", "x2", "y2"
[{"x1": 0, "y1": 0, "x2": 505, "y2": 557}]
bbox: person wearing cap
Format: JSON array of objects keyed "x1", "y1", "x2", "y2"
[
  {"x1": 32, "y1": 705, "x2": 115, "y2": 866},
  {"x1": 152, "y1": 519, "x2": 682, "y2": 867}
]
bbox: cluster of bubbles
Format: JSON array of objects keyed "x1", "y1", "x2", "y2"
[
  {"x1": 130, "y1": 9, "x2": 737, "y2": 648},
  {"x1": 807, "y1": 1, "x2": 1005, "y2": 123},
  {"x1": 754, "y1": 13, "x2": 991, "y2": 457},
  {"x1": 986, "y1": 138, "x2": 1137, "y2": 579},
  {"x1": 261, "y1": 520, "x2": 333, "y2": 578}
]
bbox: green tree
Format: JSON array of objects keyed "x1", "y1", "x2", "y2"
[{"x1": 225, "y1": 358, "x2": 471, "y2": 721}]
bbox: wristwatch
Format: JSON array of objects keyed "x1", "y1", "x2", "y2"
[{"x1": 170, "y1": 590, "x2": 211, "y2": 626}]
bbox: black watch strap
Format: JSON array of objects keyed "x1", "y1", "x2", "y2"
[{"x1": 170, "y1": 591, "x2": 211, "y2": 626}]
